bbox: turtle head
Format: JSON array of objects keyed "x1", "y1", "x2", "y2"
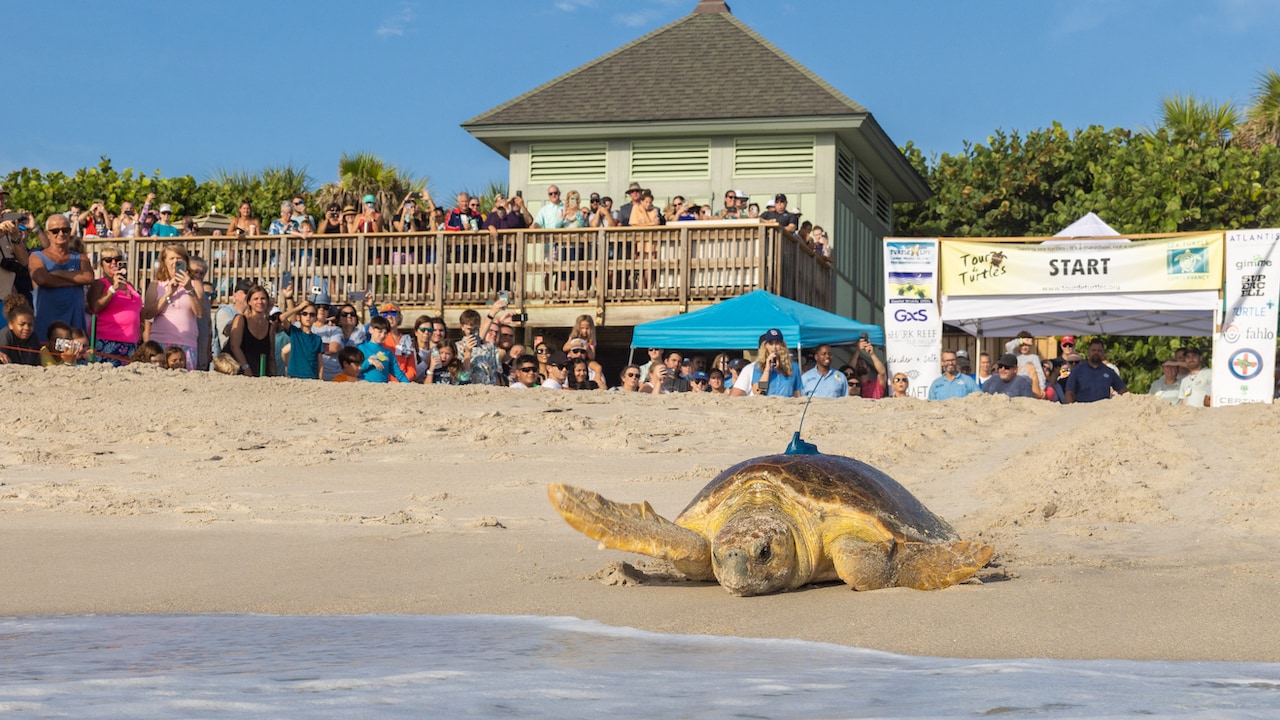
[{"x1": 710, "y1": 513, "x2": 798, "y2": 596}]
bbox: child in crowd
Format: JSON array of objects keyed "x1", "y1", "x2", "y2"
[
  {"x1": 0, "y1": 294, "x2": 41, "y2": 365},
  {"x1": 211, "y1": 353, "x2": 240, "y2": 375},
  {"x1": 130, "y1": 340, "x2": 165, "y2": 366},
  {"x1": 356, "y1": 316, "x2": 409, "y2": 383},
  {"x1": 39, "y1": 321, "x2": 78, "y2": 366},
  {"x1": 165, "y1": 345, "x2": 187, "y2": 369},
  {"x1": 331, "y1": 346, "x2": 364, "y2": 382},
  {"x1": 278, "y1": 289, "x2": 324, "y2": 380},
  {"x1": 69, "y1": 328, "x2": 92, "y2": 364}
]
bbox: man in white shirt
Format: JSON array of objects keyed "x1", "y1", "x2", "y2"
[
  {"x1": 532, "y1": 186, "x2": 565, "y2": 229},
  {"x1": 1179, "y1": 346, "x2": 1212, "y2": 407}
]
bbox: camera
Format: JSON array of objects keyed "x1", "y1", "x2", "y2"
[
  {"x1": 511, "y1": 312, "x2": 528, "y2": 323},
  {"x1": 860, "y1": 332, "x2": 869, "y2": 342},
  {"x1": 54, "y1": 338, "x2": 74, "y2": 353}
]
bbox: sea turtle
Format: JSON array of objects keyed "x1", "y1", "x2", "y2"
[{"x1": 548, "y1": 452, "x2": 994, "y2": 596}]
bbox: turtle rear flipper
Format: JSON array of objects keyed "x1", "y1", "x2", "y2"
[
  {"x1": 548, "y1": 483, "x2": 713, "y2": 579},
  {"x1": 893, "y1": 541, "x2": 994, "y2": 590}
]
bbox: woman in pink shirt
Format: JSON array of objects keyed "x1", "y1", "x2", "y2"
[
  {"x1": 143, "y1": 243, "x2": 204, "y2": 369},
  {"x1": 86, "y1": 245, "x2": 142, "y2": 366}
]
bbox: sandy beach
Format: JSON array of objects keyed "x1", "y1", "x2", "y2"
[{"x1": 4, "y1": 363, "x2": 1280, "y2": 662}]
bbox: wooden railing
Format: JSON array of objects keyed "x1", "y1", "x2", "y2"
[{"x1": 83, "y1": 220, "x2": 831, "y2": 317}]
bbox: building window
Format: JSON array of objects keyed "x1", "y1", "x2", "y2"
[
  {"x1": 874, "y1": 189, "x2": 892, "y2": 227},
  {"x1": 836, "y1": 142, "x2": 856, "y2": 194},
  {"x1": 733, "y1": 136, "x2": 815, "y2": 178},
  {"x1": 529, "y1": 142, "x2": 607, "y2": 183},
  {"x1": 630, "y1": 139, "x2": 710, "y2": 180},
  {"x1": 856, "y1": 169, "x2": 874, "y2": 208}
]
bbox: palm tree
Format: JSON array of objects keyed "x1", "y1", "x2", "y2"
[
  {"x1": 1147, "y1": 94, "x2": 1240, "y2": 147},
  {"x1": 1237, "y1": 68, "x2": 1280, "y2": 149},
  {"x1": 314, "y1": 152, "x2": 428, "y2": 224}
]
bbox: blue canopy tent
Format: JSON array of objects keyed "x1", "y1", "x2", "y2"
[{"x1": 630, "y1": 290, "x2": 884, "y2": 353}]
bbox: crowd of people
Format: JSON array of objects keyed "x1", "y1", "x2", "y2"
[
  {"x1": 8, "y1": 182, "x2": 827, "y2": 257},
  {"x1": 927, "y1": 334, "x2": 1213, "y2": 407}
]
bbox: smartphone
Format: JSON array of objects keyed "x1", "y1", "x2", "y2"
[
  {"x1": 281, "y1": 270, "x2": 293, "y2": 288},
  {"x1": 117, "y1": 262, "x2": 127, "y2": 272},
  {"x1": 515, "y1": 190, "x2": 522, "y2": 198},
  {"x1": 175, "y1": 260, "x2": 187, "y2": 275},
  {"x1": 347, "y1": 290, "x2": 368, "y2": 303},
  {"x1": 497, "y1": 290, "x2": 510, "y2": 304}
]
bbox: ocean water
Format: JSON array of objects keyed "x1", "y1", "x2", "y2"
[{"x1": 2, "y1": 614, "x2": 1279, "y2": 719}]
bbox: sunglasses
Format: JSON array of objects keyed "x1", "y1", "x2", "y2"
[
  {"x1": 892, "y1": 377, "x2": 908, "y2": 383},
  {"x1": 848, "y1": 381, "x2": 862, "y2": 388},
  {"x1": 1067, "y1": 360, "x2": 1081, "y2": 366},
  {"x1": 548, "y1": 191, "x2": 560, "y2": 196},
  {"x1": 293, "y1": 201, "x2": 305, "y2": 206},
  {"x1": 625, "y1": 372, "x2": 640, "y2": 378},
  {"x1": 691, "y1": 379, "x2": 707, "y2": 384},
  {"x1": 49, "y1": 227, "x2": 72, "y2": 235},
  {"x1": 518, "y1": 366, "x2": 537, "y2": 372},
  {"x1": 536, "y1": 348, "x2": 549, "y2": 354},
  {"x1": 101, "y1": 256, "x2": 120, "y2": 263},
  {"x1": 379, "y1": 311, "x2": 399, "y2": 318},
  {"x1": 569, "y1": 349, "x2": 585, "y2": 355},
  {"x1": 299, "y1": 311, "x2": 316, "y2": 317},
  {"x1": 339, "y1": 311, "x2": 357, "y2": 318},
  {"x1": 416, "y1": 326, "x2": 431, "y2": 332},
  {"x1": 1061, "y1": 342, "x2": 1075, "y2": 347},
  {"x1": 998, "y1": 364, "x2": 1015, "y2": 370}
]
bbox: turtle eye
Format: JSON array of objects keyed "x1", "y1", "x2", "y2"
[{"x1": 757, "y1": 545, "x2": 772, "y2": 562}]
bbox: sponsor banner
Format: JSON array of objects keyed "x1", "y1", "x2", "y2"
[
  {"x1": 1213, "y1": 229, "x2": 1280, "y2": 406},
  {"x1": 939, "y1": 234, "x2": 1224, "y2": 296},
  {"x1": 884, "y1": 239, "x2": 942, "y2": 398}
]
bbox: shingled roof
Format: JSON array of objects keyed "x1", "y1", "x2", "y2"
[{"x1": 463, "y1": 1, "x2": 868, "y2": 129}]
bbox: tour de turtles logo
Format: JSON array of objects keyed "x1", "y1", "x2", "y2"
[
  {"x1": 1167, "y1": 247, "x2": 1208, "y2": 275},
  {"x1": 1229, "y1": 348, "x2": 1264, "y2": 380},
  {"x1": 886, "y1": 241, "x2": 935, "y2": 267}
]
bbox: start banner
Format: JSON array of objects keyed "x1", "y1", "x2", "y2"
[
  {"x1": 1213, "y1": 229, "x2": 1280, "y2": 406},
  {"x1": 884, "y1": 238, "x2": 942, "y2": 398},
  {"x1": 939, "y1": 234, "x2": 1224, "y2": 297}
]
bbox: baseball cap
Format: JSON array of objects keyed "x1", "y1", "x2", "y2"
[
  {"x1": 1183, "y1": 346, "x2": 1203, "y2": 356},
  {"x1": 159, "y1": 203, "x2": 173, "y2": 213},
  {"x1": 759, "y1": 328, "x2": 785, "y2": 345},
  {"x1": 734, "y1": 189, "x2": 748, "y2": 199},
  {"x1": 362, "y1": 194, "x2": 376, "y2": 204},
  {"x1": 955, "y1": 349, "x2": 970, "y2": 359},
  {"x1": 774, "y1": 193, "x2": 787, "y2": 203},
  {"x1": 377, "y1": 302, "x2": 401, "y2": 314},
  {"x1": 589, "y1": 193, "x2": 601, "y2": 201},
  {"x1": 568, "y1": 338, "x2": 589, "y2": 350},
  {"x1": 997, "y1": 353, "x2": 1019, "y2": 368},
  {"x1": 547, "y1": 350, "x2": 570, "y2": 367},
  {"x1": 690, "y1": 371, "x2": 709, "y2": 381},
  {"x1": 1061, "y1": 335, "x2": 1077, "y2": 345}
]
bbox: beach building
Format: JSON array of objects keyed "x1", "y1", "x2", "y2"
[{"x1": 462, "y1": 0, "x2": 929, "y2": 327}]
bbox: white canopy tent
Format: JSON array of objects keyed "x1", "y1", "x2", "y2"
[{"x1": 941, "y1": 214, "x2": 1218, "y2": 337}]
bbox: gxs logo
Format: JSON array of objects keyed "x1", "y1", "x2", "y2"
[{"x1": 892, "y1": 308, "x2": 931, "y2": 322}]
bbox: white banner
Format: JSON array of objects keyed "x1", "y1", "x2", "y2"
[
  {"x1": 1213, "y1": 229, "x2": 1280, "y2": 405},
  {"x1": 884, "y1": 239, "x2": 942, "y2": 398}
]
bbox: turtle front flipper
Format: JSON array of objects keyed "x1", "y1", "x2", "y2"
[
  {"x1": 829, "y1": 535, "x2": 895, "y2": 591},
  {"x1": 548, "y1": 483, "x2": 714, "y2": 580},
  {"x1": 893, "y1": 541, "x2": 994, "y2": 590}
]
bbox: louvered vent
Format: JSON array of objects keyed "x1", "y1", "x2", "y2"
[
  {"x1": 733, "y1": 136, "x2": 815, "y2": 177},
  {"x1": 529, "y1": 142, "x2": 608, "y2": 183},
  {"x1": 630, "y1": 139, "x2": 711, "y2": 180}
]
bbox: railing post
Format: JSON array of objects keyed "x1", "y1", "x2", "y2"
[
  {"x1": 679, "y1": 225, "x2": 690, "y2": 312},
  {"x1": 433, "y1": 231, "x2": 445, "y2": 317},
  {"x1": 595, "y1": 227, "x2": 607, "y2": 318},
  {"x1": 356, "y1": 233, "x2": 368, "y2": 298}
]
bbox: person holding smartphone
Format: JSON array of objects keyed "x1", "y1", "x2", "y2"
[
  {"x1": 731, "y1": 329, "x2": 802, "y2": 397},
  {"x1": 143, "y1": 243, "x2": 203, "y2": 369},
  {"x1": 86, "y1": 245, "x2": 142, "y2": 366}
]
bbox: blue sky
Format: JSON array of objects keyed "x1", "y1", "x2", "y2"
[{"x1": 6, "y1": 0, "x2": 1279, "y2": 199}]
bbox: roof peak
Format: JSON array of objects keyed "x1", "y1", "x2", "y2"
[{"x1": 693, "y1": 0, "x2": 731, "y2": 14}]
